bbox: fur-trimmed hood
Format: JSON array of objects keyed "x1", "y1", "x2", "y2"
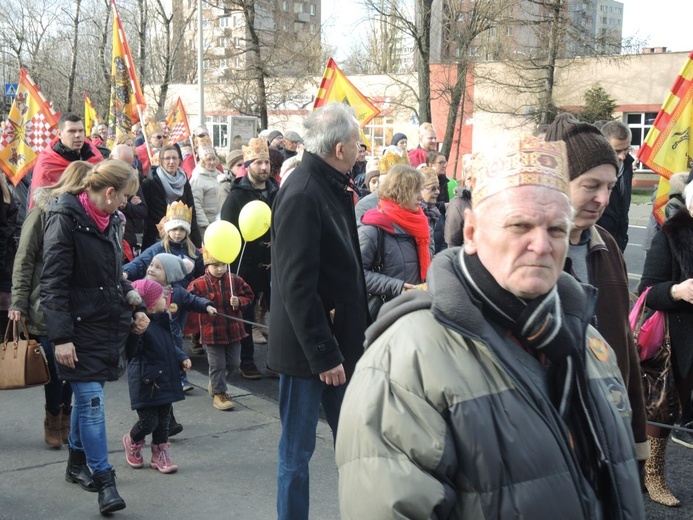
[
  {"x1": 662, "y1": 208, "x2": 693, "y2": 278},
  {"x1": 668, "y1": 171, "x2": 690, "y2": 198}
]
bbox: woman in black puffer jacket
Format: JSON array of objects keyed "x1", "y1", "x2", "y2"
[{"x1": 41, "y1": 159, "x2": 147, "y2": 515}]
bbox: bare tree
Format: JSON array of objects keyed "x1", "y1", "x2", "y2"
[{"x1": 66, "y1": 0, "x2": 83, "y2": 111}]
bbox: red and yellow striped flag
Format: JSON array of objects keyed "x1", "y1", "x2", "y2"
[
  {"x1": 638, "y1": 50, "x2": 693, "y2": 224},
  {"x1": 108, "y1": 0, "x2": 146, "y2": 145},
  {"x1": 84, "y1": 92, "x2": 99, "y2": 137},
  {"x1": 166, "y1": 98, "x2": 191, "y2": 146},
  {"x1": 0, "y1": 68, "x2": 59, "y2": 186},
  {"x1": 313, "y1": 58, "x2": 380, "y2": 128}
]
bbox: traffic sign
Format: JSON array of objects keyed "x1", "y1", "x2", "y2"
[{"x1": 5, "y1": 84, "x2": 18, "y2": 97}]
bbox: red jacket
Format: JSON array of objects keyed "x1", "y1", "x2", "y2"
[
  {"x1": 29, "y1": 138, "x2": 103, "y2": 209},
  {"x1": 136, "y1": 143, "x2": 152, "y2": 174},
  {"x1": 408, "y1": 147, "x2": 428, "y2": 168},
  {"x1": 187, "y1": 270, "x2": 254, "y2": 346}
]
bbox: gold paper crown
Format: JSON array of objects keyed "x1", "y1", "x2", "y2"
[
  {"x1": 201, "y1": 246, "x2": 220, "y2": 265},
  {"x1": 243, "y1": 137, "x2": 269, "y2": 163},
  {"x1": 166, "y1": 201, "x2": 192, "y2": 223},
  {"x1": 471, "y1": 135, "x2": 569, "y2": 207},
  {"x1": 194, "y1": 134, "x2": 213, "y2": 150},
  {"x1": 419, "y1": 166, "x2": 438, "y2": 187},
  {"x1": 379, "y1": 150, "x2": 410, "y2": 174}
]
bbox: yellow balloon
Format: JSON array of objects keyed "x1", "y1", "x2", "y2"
[
  {"x1": 238, "y1": 200, "x2": 272, "y2": 242},
  {"x1": 203, "y1": 221, "x2": 241, "y2": 264}
]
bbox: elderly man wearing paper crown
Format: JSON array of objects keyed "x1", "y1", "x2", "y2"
[
  {"x1": 220, "y1": 137, "x2": 279, "y2": 380},
  {"x1": 335, "y1": 135, "x2": 645, "y2": 520}
]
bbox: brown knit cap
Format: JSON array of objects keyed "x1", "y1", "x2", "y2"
[{"x1": 545, "y1": 113, "x2": 619, "y2": 180}]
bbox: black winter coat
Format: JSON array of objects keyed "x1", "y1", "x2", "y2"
[
  {"x1": 141, "y1": 169, "x2": 201, "y2": 249},
  {"x1": 597, "y1": 154, "x2": 634, "y2": 252},
  {"x1": 41, "y1": 193, "x2": 136, "y2": 382},
  {"x1": 126, "y1": 312, "x2": 188, "y2": 410},
  {"x1": 639, "y1": 209, "x2": 693, "y2": 380},
  {"x1": 269, "y1": 152, "x2": 369, "y2": 378},
  {"x1": 220, "y1": 175, "x2": 278, "y2": 292}
]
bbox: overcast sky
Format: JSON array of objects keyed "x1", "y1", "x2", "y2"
[{"x1": 321, "y1": 0, "x2": 692, "y2": 62}]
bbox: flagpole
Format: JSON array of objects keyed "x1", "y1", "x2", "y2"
[
  {"x1": 138, "y1": 105, "x2": 154, "y2": 169},
  {"x1": 197, "y1": 0, "x2": 205, "y2": 129}
]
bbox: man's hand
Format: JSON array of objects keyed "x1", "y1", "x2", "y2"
[
  {"x1": 55, "y1": 342, "x2": 78, "y2": 368},
  {"x1": 8, "y1": 310, "x2": 22, "y2": 321},
  {"x1": 182, "y1": 359, "x2": 192, "y2": 371},
  {"x1": 320, "y1": 364, "x2": 346, "y2": 386},
  {"x1": 132, "y1": 312, "x2": 150, "y2": 334},
  {"x1": 206, "y1": 306, "x2": 217, "y2": 315}
]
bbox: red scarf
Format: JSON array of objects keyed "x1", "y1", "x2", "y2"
[
  {"x1": 78, "y1": 191, "x2": 110, "y2": 233},
  {"x1": 367, "y1": 198, "x2": 431, "y2": 281}
]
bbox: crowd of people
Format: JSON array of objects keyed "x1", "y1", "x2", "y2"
[{"x1": 3, "y1": 101, "x2": 692, "y2": 519}]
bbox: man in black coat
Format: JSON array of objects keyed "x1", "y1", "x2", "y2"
[
  {"x1": 220, "y1": 138, "x2": 278, "y2": 379},
  {"x1": 269, "y1": 103, "x2": 369, "y2": 520},
  {"x1": 596, "y1": 120, "x2": 634, "y2": 252}
]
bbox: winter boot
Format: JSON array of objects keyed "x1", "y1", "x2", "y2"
[
  {"x1": 150, "y1": 443, "x2": 178, "y2": 474},
  {"x1": 65, "y1": 448, "x2": 97, "y2": 492},
  {"x1": 92, "y1": 468, "x2": 126, "y2": 514},
  {"x1": 169, "y1": 410, "x2": 183, "y2": 437},
  {"x1": 44, "y1": 410, "x2": 62, "y2": 448},
  {"x1": 645, "y1": 436, "x2": 680, "y2": 507},
  {"x1": 60, "y1": 406, "x2": 71, "y2": 445},
  {"x1": 122, "y1": 433, "x2": 145, "y2": 468}
]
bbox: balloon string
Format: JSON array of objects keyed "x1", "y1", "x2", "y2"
[
  {"x1": 236, "y1": 242, "x2": 247, "y2": 276},
  {"x1": 227, "y1": 265, "x2": 234, "y2": 297}
]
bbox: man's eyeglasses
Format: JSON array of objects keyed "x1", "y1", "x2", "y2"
[
  {"x1": 152, "y1": 135, "x2": 164, "y2": 140},
  {"x1": 196, "y1": 133, "x2": 209, "y2": 138}
]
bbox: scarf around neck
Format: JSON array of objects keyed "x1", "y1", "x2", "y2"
[
  {"x1": 157, "y1": 166, "x2": 187, "y2": 203},
  {"x1": 78, "y1": 191, "x2": 110, "y2": 233},
  {"x1": 374, "y1": 198, "x2": 431, "y2": 281},
  {"x1": 459, "y1": 251, "x2": 608, "y2": 495}
]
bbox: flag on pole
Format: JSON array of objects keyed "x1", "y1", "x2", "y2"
[
  {"x1": 638, "y1": 50, "x2": 693, "y2": 224},
  {"x1": 0, "y1": 68, "x2": 59, "y2": 186},
  {"x1": 166, "y1": 98, "x2": 191, "y2": 146},
  {"x1": 313, "y1": 58, "x2": 380, "y2": 129},
  {"x1": 108, "y1": 0, "x2": 146, "y2": 145},
  {"x1": 84, "y1": 92, "x2": 99, "y2": 137}
]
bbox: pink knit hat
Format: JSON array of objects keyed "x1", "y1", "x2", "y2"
[{"x1": 131, "y1": 279, "x2": 164, "y2": 311}]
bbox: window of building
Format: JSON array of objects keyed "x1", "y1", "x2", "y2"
[
  {"x1": 219, "y1": 16, "x2": 230, "y2": 28},
  {"x1": 203, "y1": 19, "x2": 211, "y2": 29},
  {"x1": 232, "y1": 14, "x2": 243, "y2": 28},
  {"x1": 294, "y1": 2, "x2": 304, "y2": 13},
  {"x1": 310, "y1": 3, "x2": 316, "y2": 15},
  {"x1": 219, "y1": 37, "x2": 228, "y2": 47},
  {"x1": 282, "y1": 0, "x2": 289, "y2": 11},
  {"x1": 309, "y1": 23, "x2": 316, "y2": 34},
  {"x1": 505, "y1": 26, "x2": 512, "y2": 36},
  {"x1": 234, "y1": 56, "x2": 242, "y2": 68},
  {"x1": 624, "y1": 112, "x2": 658, "y2": 155},
  {"x1": 234, "y1": 36, "x2": 241, "y2": 48},
  {"x1": 219, "y1": 58, "x2": 227, "y2": 67},
  {"x1": 364, "y1": 116, "x2": 394, "y2": 155},
  {"x1": 203, "y1": 59, "x2": 210, "y2": 68},
  {"x1": 294, "y1": 21, "x2": 304, "y2": 31},
  {"x1": 205, "y1": 116, "x2": 230, "y2": 149}
]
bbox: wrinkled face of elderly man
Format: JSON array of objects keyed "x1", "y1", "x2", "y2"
[{"x1": 464, "y1": 185, "x2": 571, "y2": 300}]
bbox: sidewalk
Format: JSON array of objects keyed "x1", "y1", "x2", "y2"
[
  {"x1": 0, "y1": 368, "x2": 340, "y2": 519},
  {"x1": 629, "y1": 202, "x2": 652, "y2": 227}
]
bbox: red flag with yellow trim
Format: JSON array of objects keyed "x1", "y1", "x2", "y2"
[
  {"x1": 638, "y1": 50, "x2": 693, "y2": 224},
  {"x1": 84, "y1": 92, "x2": 99, "y2": 137},
  {"x1": 0, "y1": 68, "x2": 59, "y2": 186},
  {"x1": 313, "y1": 58, "x2": 380, "y2": 129},
  {"x1": 108, "y1": 0, "x2": 146, "y2": 145},
  {"x1": 166, "y1": 98, "x2": 191, "y2": 146}
]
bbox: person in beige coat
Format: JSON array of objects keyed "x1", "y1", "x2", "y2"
[{"x1": 190, "y1": 147, "x2": 221, "y2": 236}]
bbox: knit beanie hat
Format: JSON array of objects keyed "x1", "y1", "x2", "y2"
[
  {"x1": 545, "y1": 113, "x2": 619, "y2": 180},
  {"x1": 154, "y1": 253, "x2": 193, "y2": 284},
  {"x1": 365, "y1": 170, "x2": 380, "y2": 188},
  {"x1": 226, "y1": 149, "x2": 244, "y2": 169},
  {"x1": 131, "y1": 279, "x2": 164, "y2": 311},
  {"x1": 267, "y1": 130, "x2": 283, "y2": 146},
  {"x1": 390, "y1": 132, "x2": 408, "y2": 147}
]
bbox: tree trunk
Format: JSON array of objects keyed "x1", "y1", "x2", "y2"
[
  {"x1": 66, "y1": 0, "x2": 82, "y2": 111},
  {"x1": 156, "y1": 16, "x2": 173, "y2": 117},
  {"x1": 417, "y1": 0, "x2": 433, "y2": 123},
  {"x1": 138, "y1": 0, "x2": 147, "y2": 88},
  {"x1": 245, "y1": 2, "x2": 268, "y2": 129},
  {"x1": 98, "y1": 0, "x2": 112, "y2": 113},
  {"x1": 441, "y1": 62, "x2": 468, "y2": 158},
  {"x1": 540, "y1": 0, "x2": 561, "y2": 124}
]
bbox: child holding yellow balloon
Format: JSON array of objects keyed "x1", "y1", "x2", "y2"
[{"x1": 188, "y1": 248, "x2": 254, "y2": 411}]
